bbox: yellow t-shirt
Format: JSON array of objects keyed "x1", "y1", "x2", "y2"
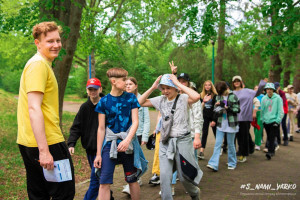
[{"x1": 17, "y1": 52, "x2": 64, "y2": 147}]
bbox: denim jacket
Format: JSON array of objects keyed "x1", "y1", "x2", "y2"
[
  {"x1": 136, "y1": 93, "x2": 150, "y2": 142},
  {"x1": 100, "y1": 127, "x2": 148, "y2": 179}
]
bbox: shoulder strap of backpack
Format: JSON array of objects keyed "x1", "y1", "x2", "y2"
[{"x1": 171, "y1": 94, "x2": 180, "y2": 114}]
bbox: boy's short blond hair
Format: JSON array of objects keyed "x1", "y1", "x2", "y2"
[
  {"x1": 106, "y1": 68, "x2": 128, "y2": 78},
  {"x1": 32, "y1": 21, "x2": 62, "y2": 40}
]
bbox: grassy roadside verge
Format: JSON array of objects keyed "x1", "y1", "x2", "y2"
[
  {"x1": 0, "y1": 90, "x2": 89, "y2": 199},
  {"x1": 64, "y1": 94, "x2": 86, "y2": 103}
]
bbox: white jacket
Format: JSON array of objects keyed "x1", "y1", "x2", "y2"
[{"x1": 189, "y1": 100, "x2": 204, "y2": 138}]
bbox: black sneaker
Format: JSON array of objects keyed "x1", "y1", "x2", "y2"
[
  {"x1": 266, "y1": 153, "x2": 274, "y2": 160},
  {"x1": 198, "y1": 152, "x2": 205, "y2": 160},
  {"x1": 249, "y1": 145, "x2": 255, "y2": 154},
  {"x1": 110, "y1": 190, "x2": 114, "y2": 200},
  {"x1": 283, "y1": 140, "x2": 288, "y2": 146},
  {"x1": 290, "y1": 136, "x2": 294, "y2": 141},
  {"x1": 149, "y1": 174, "x2": 160, "y2": 185},
  {"x1": 296, "y1": 129, "x2": 300, "y2": 133},
  {"x1": 223, "y1": 147, "x2": 227, "y2": 154}
]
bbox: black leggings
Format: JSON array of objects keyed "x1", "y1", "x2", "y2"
[
  {"x1": 281, "y1": 114, "x2": 288, "y2": 141},
  {"x1": 236, "y1": 121, "x2": 254, "y2": 156},
  {"x1": 201, "y1": 117, "x2": 216, "y2": 148}
]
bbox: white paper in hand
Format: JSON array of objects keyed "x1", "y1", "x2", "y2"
[{"x1": 43, "y1": 159, "x2": 72, "y2": 182}]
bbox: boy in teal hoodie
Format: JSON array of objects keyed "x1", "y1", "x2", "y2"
[{"x1": 261, "y1": 83, "x2": 284, "y2": 160}]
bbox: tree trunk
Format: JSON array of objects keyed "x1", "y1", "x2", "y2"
[
  {"x1": 293, "y1": 44, "x2": 300, "y2": 93},
  {"x1": 215, "y1": 0, "x2": 226, "y2": 81},
  {"x1": 269, "y1": 54, "x2": 282, "y2": 82},
  {"x1": 283, "y1": 51, "x2": 292, "y2": 87},
  {"x1": 39, "y1": 0, "x2": 85, "y2": 127},
  {"x1": 283, "y1": 70, "x2": 291, "y2": 87},
  {"x1": 268, "y1": 2, "x2": 282, "y2": 83}
]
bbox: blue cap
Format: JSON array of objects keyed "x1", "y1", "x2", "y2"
[{"x1": 274, "y1": 82, "x2": 280, "y2": 90}]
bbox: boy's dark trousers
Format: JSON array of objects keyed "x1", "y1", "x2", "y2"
[
  {"x1": 19, "y1": 142, "x2": 75, "y2": 200},
  {"x1": 264, "y1": 122, "x2": 280, "y2": 154}
]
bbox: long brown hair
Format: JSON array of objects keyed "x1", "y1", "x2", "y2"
[
  {"x1": 232, "y1": 80, "x2": 244, "y2": 90},
  {"x1": 200, "y1": 80, "x2": 218, "y2": 99},
  {"x1": 126, "y1": 77, "x2": 138, "y2": 96}
]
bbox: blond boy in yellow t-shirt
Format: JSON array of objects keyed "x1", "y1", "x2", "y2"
[{"x1": 17, "y1": 21, "x2": 75, "y2": 200}]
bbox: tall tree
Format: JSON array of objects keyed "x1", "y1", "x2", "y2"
[
  {"x1": 39, "y1": 0, "x2": 85, "y2": 122},
  {"x1": 215, "y1": 0, "x2": 226, "y2": 81},
  {"x1": 267, "y1": 1, "x2": 282, "y2": 82},
  {"x1": 293, "y1": 44, "x2": 300, "y2": 93},
  {"x1": 1, "y1": 0, "x2": 85, "y2": 122},
  {"x1": 261, "y1": 0, "x2": 299, "y2": 82},
  {"x1": 283, "y1": 51, "x2": 293, "y2": 87}
]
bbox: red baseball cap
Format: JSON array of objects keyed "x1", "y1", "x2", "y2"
[{"x1": 86, "y1": 78, "x2": 101, "y2": 89}]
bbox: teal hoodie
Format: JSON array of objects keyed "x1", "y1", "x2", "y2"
[{"x1": 261, "y1": 93, "x2": 284, "y2": 124}]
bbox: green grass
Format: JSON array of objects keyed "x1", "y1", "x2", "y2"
[
  {"x1": 64, "y1": 94, "x2": 86, "y2": 103},
  {"x1": 0, "y1": 89, "x2": 88, "y2": 199}
]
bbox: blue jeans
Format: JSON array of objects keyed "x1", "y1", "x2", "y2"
[
  {"x1": 84, "y1": 154, "x2": 100, "y2": 200},
  {"x1": 172, "y1": 171, "x2": 177, "y2": 184},
  {"x1": 208, "y1": 129, "x2": 237, "y2": 170}
]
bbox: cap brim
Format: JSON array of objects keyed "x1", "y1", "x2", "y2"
[
  {"x1": 86, "y1": 85, "x2": 100, "y2": 89},
  {"x1": 178, "y1": 77, "x2": 189, "y2": 81}
]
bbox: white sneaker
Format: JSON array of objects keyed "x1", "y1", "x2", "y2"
[
  {"x1": 159, "y1": 187, "x2": 175, "y2": 196},
  {"x1": 275, "y1": 146, "x2": 279, "y2": 151},
  {"x1": 220, "y1": 148, "x2": 223, "y2": 155},
  {"x1": 122, "y1": 184, "x2": 130, "y2": 195},
  {"x1": 263, "y1": 148, "x2": 268, "y2": 153},
  {"x1": 255, "y1": 145, "x2": 260, "y2": 151},
  {"x1": 149, "y1": 174, "x2": 160, "y2": 185},
  {"x1": 138, "y1": 178, "x2": 143, "y2": 186}
]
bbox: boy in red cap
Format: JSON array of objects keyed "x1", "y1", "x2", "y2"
[{"x1": 68, "y1": 78, "x2": 114, "y2": 200}]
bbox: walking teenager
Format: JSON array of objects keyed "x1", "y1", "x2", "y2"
[
  {"x1": 139, "y1": 74, "x2": 202, "y2": 200},
  {"x1": 285, "y1": 85, "x2": 299, "y2": 141},
  {"x1": 198, "y1": 80, "x2": 218, "y2": 159},
  {"x1": 232, "y1": 75, "x2": 265, "y2": 162},
  {"x1": 252, "y1": 87, "x2": 264, "y2": 151},
  {"x1": 169, "y1": 61, "x2": 203, "y2": 159},
  {"x1": 261, "y1": 83, "x2": 284, "y2": 160},
  {"x1": 207, "y1": 81, "x2": 240, "y2": 171},
  {"x1": 94, "y1": 68, "x2": 148, "y2": 200},
  {"x1": 274, "y1": 82, "x2": 289, "y2": 146},
  {"x1": 68, "y1": 78, "x2": 114, "y2": 200},
  {"x1": 122, "y1": 77, "x2": 150, "y2": 194}
]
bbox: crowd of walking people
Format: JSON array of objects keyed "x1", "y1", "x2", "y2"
[
  {"x1": 70, "y1": 62, "x2": 299, "y2": 200},
  {"x1": 17, "y1": 21, "x2": 300, "y2": 200}
]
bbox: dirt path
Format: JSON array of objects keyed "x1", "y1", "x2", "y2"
[
  {"x1": 63, "y1": 101, "x2": 82, "y2": 113},
  {"x1": 65, "y1": 103, "x2": 300, "y2": 200}
]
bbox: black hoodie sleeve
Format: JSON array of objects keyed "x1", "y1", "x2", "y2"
[
  {"x1": 212, "y1": 95, "x2": 218, "y2": 122},
  {"x1": 67, "y1": 106, "x2": 84, "y2": 148}
]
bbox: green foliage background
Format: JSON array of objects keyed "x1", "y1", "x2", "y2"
[{"x1": 0, "y1": 0, "x2": 298, "y2": 94}]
